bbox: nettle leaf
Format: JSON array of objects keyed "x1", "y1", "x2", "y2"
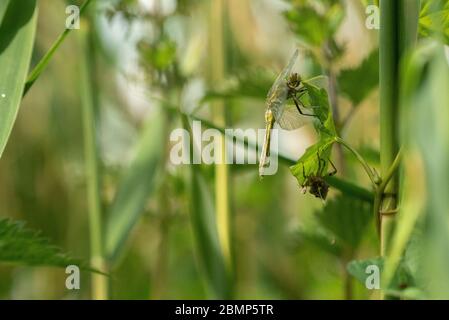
[
  {"x1": 347, "y1": 257, "x2": 416, "y2": 293},
  {"x1": 314, "y1": 195, "x2": 372, "y2": 250},
  {"x1": 419, "y1": 0, "x2": 449, "y2": 45},
  {"x1": 0, "y1": 218, "x2": 92, "y2": 271},
  {"x1": 338, "y1": 50, "x2": 379, "y2": 106},
  {"x1": 347, "y1": 257, "x2": 382, "y2": 285},
  {"x1": 290, "y1": 81, "x2": 336, "y2": 186},
  {"x1": 302, "y1": 81, "x2": 336, "y2": 136},
  {"x1": 285, "y1": 7, "x2": 329, "y2": 47},
  {"x1": 203, "y1": 68, "x2": 273, "y2": 101},
  {"x1": 294, "y1": 227, "x2": 343, "y2": 257},
  {"x1": 284, "y1": 0, "x2": 344, "y2": 47},
  {"x1": 290, "y1": 137, "x2": 335, "y2": 186}
]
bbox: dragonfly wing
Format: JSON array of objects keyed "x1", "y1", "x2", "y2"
[
  {"x1": 275, "y1": 104, "x2": 314, "y2": 130},
  {"x1": 302, "y1": 75, "x2": 329, "y2": 90},
  {"x1": 267, "y1": 49, "x2": 299, "y2": 99},
  {"x1": 268, "y1": 85, "x2": 288, "y2": 120}
]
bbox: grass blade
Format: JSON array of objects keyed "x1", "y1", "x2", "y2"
[
  {"x1": 189, "y1": 165, "x2": 232, "y2": 298},
  {"x1": 23, "y1": 0, "x2": 93, "y2": 96},
  {"x1": 0, "y1": 0, "x2": 37, "y2": 158},
  {"x1": 79, "y1": 26, "x2": 108, "y2": 299},
  {"x1": 105, "y1": 109, "x2": 166, "y2": 264}
]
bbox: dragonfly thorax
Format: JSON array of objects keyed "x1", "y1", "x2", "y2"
[{"x1": 265, "y1": 108, "x2": 274, "y2": 123}]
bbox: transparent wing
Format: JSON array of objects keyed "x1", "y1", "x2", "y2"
[
  {"x1": 275, "y1": 104, "x2": 315, "y2": 130},
  {"x1": 265, "y1": 49, "x2": 299, "y2": 122},
  {"x1": 268, "y1": 86, "x2": 288, "y2": 122},
  {"x1": 302, "y1": 75, "x2": 329, "y2": 90},
  {"x1": 267, "y1": 49, "x2": 299, "y2": 99}
]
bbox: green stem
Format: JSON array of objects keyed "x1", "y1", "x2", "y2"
[
  {"x1": 379, "y1": 0, "x2": 399, "y2": 267},
  {"x1": 209, "y1": 0, "x2": 233, "y2": 279},
  {"x1": 335, "y1": 137, "x2": 379, "y2": 188},
  {"x1": 23, "y1": 0, "x2": 93, "y2": 96},
  {"x1": 80, "y1": 23, "x2": 107, "y2": 299},
  {"x1": 373, "y1": 148, "x2": 403, "y2": 234},
  {"x1": 378, "y1": 0, "x2": 418, "y2": 298}
]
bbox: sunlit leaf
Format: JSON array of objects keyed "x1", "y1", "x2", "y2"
[{"x1": 419, "y1": 0, "x2": 449, "y2": 45}]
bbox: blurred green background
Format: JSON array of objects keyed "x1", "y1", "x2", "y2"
[{"x1": 0, "y1": 0, "x2": 448, "y2": 300}]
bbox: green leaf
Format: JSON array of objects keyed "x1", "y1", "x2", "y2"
[
  {"x1": 0, "y1": 218, "x2": 92, "y2": 270},
  {"x1": 189, "y1": 166, "x2": 232, "y2": 299},
  {"x1": 294, "y1": 227, "x2": 343, "y2": 257},
  {"x1": 302, "y1": 81, "x2": 336, "y2": 137},
  {"x1": 385, "y1": 287, "x2": 426, "y2": 300},
  {"x1": 419, "y1": 0, "x2": 449, "y2": 45},
  {"x1": 314, "y1": 195, "x2": 372, "y2": 250},
  {"x1": 0, "y1": 0, "x2": 37, "y2": 158},
  {"x1": 399, "y1": 43, "x2": 449, "y2": 298},
  {"x1": 139, "y1": 37, "x2": 177, "y2": 71},
  {"x1": 285, "y1": 7, "x2": 329, "y2": 47},
  {"x1": 203, "y1": 68, "x2": 273, "y2": 102},
  {"x1": 348, "y1": 257, "x2": 415, "y2": 292},
  {"x1": 347, "y1": 257, "x2": 383, "y2": 284},
  {"x1": 285, "y1": 0, "x2": 344, "y2": 48},
  {"x1": 105, "y1": 109, "x2": 167, "y2": 263},
  {"x1": 290, "y1": 136, "x2": 335, "y2": 186},
  {"x1": 290, "y1": 81, "x2": 337, "y2": 186},
  {"x1": 338, "y1": 50, "x2": 379, "y2": 106}
]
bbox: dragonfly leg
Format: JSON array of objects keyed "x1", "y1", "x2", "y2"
[
  {"x1": 316, "y1": 152, "x2": 326, "y2": 176},
  {"x1": 327, "y1": 158, "x2": 337, "y2": 176},
  {"x1": 292, "y1": 95, "x2": 316, "y2": 117},
  {"x1": 301, "y1": 164, "x2": 308, "y2": 194}
]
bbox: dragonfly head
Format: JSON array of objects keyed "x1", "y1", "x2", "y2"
[{"x1": 287, "y1": 73, "x2": 301, "y2": 89}]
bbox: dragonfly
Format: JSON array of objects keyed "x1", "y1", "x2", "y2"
[{"x1": 259, "y1": 49, "x2": 326, "y2": 177}]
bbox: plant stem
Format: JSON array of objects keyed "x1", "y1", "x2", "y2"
[
  {"x1": 379, "y1": 0, "x2": 419, "y2": 255},
  {"x1": 342, "y1": 253, "x2": 354, "y2": 300},
  {"x1": 209, "y1": 0, "x2": 233, "y2": 275},
  {"x1": 335, "y1": 137, "x2": 379, "y2": 188},
  {"x1": 80, "y1": 23, "x2": 107, "y2": 300},
  {"x1": 373, "y1": 148, "x2": 403, "y2": 234},
  {"x1": 23, "y1": 0, "x2": 93, "y2": 97},
  {"x1": 378, "y1": 0, "x2": 419, "y2": 298},
  {"x1": 325, "y1": 52, "x2": 347, "y2": 175},
  {"x1": 379, "y1": 0, "x2": 400, "y2": 261}
]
